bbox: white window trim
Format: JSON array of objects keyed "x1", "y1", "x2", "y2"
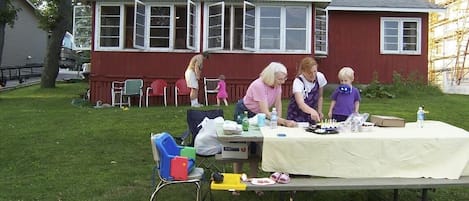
[
  {"x1": 205, "y1": 1, "x2": 225, "y2": 51},
  {"x1": 134, "y1": 0, "x2": 145, "y2": 49},
  {"x1": 95, "y1": 2, "x2": 201, "y2": 52},
  {"x1": 73, "y1": 5, "x2": 92, "y2": 50},
  {"x1": 380, "y1": 17, "x2": 421, "y2": 55},
  {"x1": 314, "y1": 7, "x2": 327, "y2": 55},
  {"x1": 186, "y1": 0, "x2": 198, "y2": 51},
  {"x1": 204, "y1": 2, "x2": 311, "y2": 53},
  {"x1": 95, "y1": 3, "x2": 125, "y2": 51}
]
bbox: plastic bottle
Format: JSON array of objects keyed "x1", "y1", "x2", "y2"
[
  {"x1": 242, "y1": 111, "x2": 249, "y2": 131},
  {"x1": 270, "y1": 107, "x2": 278, "y2": 129},
  {"x1": 417, "y1": 106, "x2": 425, "y2": 128}
]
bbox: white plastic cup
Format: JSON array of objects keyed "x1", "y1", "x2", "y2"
[{"x1": 257, "y1": 113, "x2": 266, "y2": 127}]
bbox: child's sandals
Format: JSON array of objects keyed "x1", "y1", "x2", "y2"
[{"x1": 269, "y1": 172, "x2": 290, "y2": 184}]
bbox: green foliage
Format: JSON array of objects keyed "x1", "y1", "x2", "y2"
[
  {"x1": 362, "y1": 71, "x2": 443, "y2": 99},
  {"x1": 0, "y1": 0, "x2": 21, "y2": 27},
  {"x1": 361, "y1": 71, "x2": 396, "y2": 98}
]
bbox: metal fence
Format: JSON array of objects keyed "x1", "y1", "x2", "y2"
[{"x1": 0, "y1": 64, "x2": 43, "y2": 86}]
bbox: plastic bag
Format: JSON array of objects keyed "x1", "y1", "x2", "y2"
[{"x1": 194, "y1": 117, "x2": 224, "y2": 156}]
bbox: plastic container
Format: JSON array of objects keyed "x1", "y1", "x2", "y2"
[
  {"x1": 417, "y1": 106, "x2": 425, "y2": 128},
  {"x1": 270, "y1": 107, "x2": 278, "y2": 129},
  {"x1": 210, "y1": 173, "x2": 247, "y2": 191}
]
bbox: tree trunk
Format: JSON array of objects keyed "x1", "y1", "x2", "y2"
[
  {"x1": 0, "y1": 0, "x2": 7, "y2": 66},
  {"x1": 40, "y1": 0, "x2": 72, "y2": 88}
]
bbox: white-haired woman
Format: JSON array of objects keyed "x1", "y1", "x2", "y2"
[{"x1": 232, "y1": 62, "x2": 296, "y2": 194}]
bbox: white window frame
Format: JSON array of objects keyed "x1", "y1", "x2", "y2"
[
  {"x1": 206, "y1": 1, "x2": 225, "y2": 51},
  {"x1": 147, "y1": 4, "x2": 173, "y2": 50},
  {"x1": 380, "y1": 17, "x2": 421, "y2": 55},
  {"x1": 95, "y1": 3, "x2": 124, "y2": 50},
  {"x1": 203, "y1": 1, "x2": 310, "y2": 53},
  {"x1": 314, "y1": 7, "x2": 327, "y2": 55},
  {"x1": 187, "y1": 0, "x2": 198, "y2": 50},
  {"x1": 73, "y1": 5, "x2": 92, "y2": 50},
  {"x1": 134, "y1": 0, "x2": 146, "y2": 49},
  {"x1": 243, "y1": 1, "x2": 256, "y2": 51},
  {"x1": 95, "y1": 1, "x2": 200, "y2": 51}
]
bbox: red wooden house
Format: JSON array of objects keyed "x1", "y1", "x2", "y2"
[{"x1": 73, "y1": 0, "x2": 443, "y2": 105}]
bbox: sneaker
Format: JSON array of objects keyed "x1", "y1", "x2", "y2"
[{"x1": 191, "y1": 103, "x2": 204, "y2": 108}]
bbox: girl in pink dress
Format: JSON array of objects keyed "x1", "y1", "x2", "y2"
[{"x1": 215, "y1": 74, "x2": 228, "y2": 106}]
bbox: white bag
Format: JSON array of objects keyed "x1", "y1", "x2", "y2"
[{"x1": 194, "y1": 117, "x2": 224, "y2": 156}]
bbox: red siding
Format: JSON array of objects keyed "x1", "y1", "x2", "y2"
[
  {"x1": 88, "y1": 8, "x2": 430, "y2": 105},
  {"x1": 89, "y1": 52, "x2": 299, "y2": 105},
  {"x1": 319, "y1": 11, "x2": 429, "y2": 84}
]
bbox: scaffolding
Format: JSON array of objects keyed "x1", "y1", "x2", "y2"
[{"x1": 429, "y1": 0, "x2": 469, "y2": 93}]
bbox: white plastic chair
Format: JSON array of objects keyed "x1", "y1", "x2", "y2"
[
  {"x1": 111, "y1": 81, "x2": 125, "y2": 107},
  {"x1": 203, "y1": 77, "x2": 219, "y2": 106}
]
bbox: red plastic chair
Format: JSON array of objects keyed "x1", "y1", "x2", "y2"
[
  {"x1": 174, "y1": 78, "x2": 191, "y2": 107},
  {"x1": 146, "y1": 79, "x2": 168, "y2": 107}
]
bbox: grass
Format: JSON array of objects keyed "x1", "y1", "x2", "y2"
[{"x1": 0, "y1": 81, "x2": 468, "y2": 201}]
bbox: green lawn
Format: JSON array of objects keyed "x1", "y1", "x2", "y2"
[{"x1": 0, "y1": 81, "x2": 468, "y2": 201}]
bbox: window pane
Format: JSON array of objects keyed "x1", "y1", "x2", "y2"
[
  {"x1": 150, "y1": 38, "x2": 169, "y2": 47},
  {"x1": 260, "y1": 18, "x2": 280, "y2": 27},
  {"x1": 102, "y1": 6, "x2": 120, "y2": 15},
  {"x1": 233, "y1": 7, "x2": 243, "y2": 50},
  {"x1": 384, "y1": 36, "x2": 398, "y2": 43},
  {"x1": 100, "y1": 38, "x2": 119, "y2": 47},
  {"x1": 150, "y1": 28, "x2": 169, "y2": 36},
  {"x1": 149, "y1": 6, "x2": 171, "y2": 48},
  {"x1": 150, "y1": 17, "x2": 170, "y2": 26},
  {"x1": 286, "y1": 7, "x2": 306, "y2": 28},
  {"x1": 385, "y1": 43, "x2": 398, "y2": 50},
  {"x1": 100, "y1": 27, "x2": 119, "y2": 36},
  {"x1": 101, "y1": 17, "x2": 120, "y2": 26},
  {"x1": 286, "y1": 30, "x2": 306, "y2": 50},
  {"x1": 151, "y1": 7, "x2": 170, "y2": 16},
  {"x1": 260, "y1": 7, "x2": 280, "y2": 17},
  {"x1": 259, "y1": 7, "x2": 280, "y2": 50},
  {"x1": 260, "y1": 38, "x2": 280, "y2": 49}
]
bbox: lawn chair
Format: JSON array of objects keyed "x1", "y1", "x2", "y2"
[
  {"x1": 150, "y1": 132, "x2": 204, "y2": 201},
  {"x1": 119, "y1": 79, "x2": 143, "y2": 107},
  {"x1": 203, "y1": 77, "x2": 219, "y2": 106},
  {"x1": 146, "y1": 79, "x2": 168, "y2": 107},
  {"x1": 174, "y1": 78, "x2": 191, "y2": 107},
  {"x1": 179, "y1": 109, "x2": 224, "y2": 173}
]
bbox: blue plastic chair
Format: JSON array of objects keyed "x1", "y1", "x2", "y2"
[{"x1": 150, "y1": 132, "x2": 203, "y2": 201}]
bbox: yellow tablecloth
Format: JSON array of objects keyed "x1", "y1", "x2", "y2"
[{"x1": 261, "y1": 121, "x2": 469, "y2": 179}]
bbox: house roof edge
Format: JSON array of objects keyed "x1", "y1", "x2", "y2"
[{"x1": 326, "y1": 6, "x2": 445, "y2": 13}]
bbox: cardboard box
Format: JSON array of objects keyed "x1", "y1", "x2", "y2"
[
  {"x1": 370, "y1": 115, "x2": 405, "y2": 127},
  {"x1": 221, "y1": 142, "x2": 248, "y2": 159}
]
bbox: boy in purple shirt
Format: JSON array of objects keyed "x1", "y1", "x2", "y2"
[{"x1": 328, "y1": 67, "x2": 361, "y2": 122}]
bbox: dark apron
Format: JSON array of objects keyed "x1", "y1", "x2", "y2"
[{"x1": 287, "y1": 76, "x2": 320, "y2": 124}]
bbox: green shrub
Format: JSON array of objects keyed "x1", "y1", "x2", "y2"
[{"x1": 362, "y1": 71, "x2": 443, "y2": 99}]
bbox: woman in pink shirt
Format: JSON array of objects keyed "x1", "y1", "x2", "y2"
[{"x1": 233, "y1": 62, "x2": 296, "y2": 187}]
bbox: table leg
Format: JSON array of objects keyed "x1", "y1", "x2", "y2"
[{"x1": 393, "y1": 189, "x2": 399, "y2": 201}]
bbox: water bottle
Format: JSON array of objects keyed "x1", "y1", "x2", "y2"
[
  {"x1": 417, "y1": 106, "x2": 425, "y2": 128},
  {"x1": 242, "y1": 111, "x2": 249, "y2": 131},
  {"x1": 270, "y1": 107, "x2": 278, "y2": 129}
]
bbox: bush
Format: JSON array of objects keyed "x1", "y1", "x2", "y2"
[{"x1": 362, "y1": 71, "x2": 443, "y2": 99}]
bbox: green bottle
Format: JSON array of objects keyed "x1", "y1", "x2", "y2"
[{"x1": 242, "y1": 111, "x2": 249, "y2": 131}]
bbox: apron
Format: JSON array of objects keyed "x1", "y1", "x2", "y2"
[{"x1": 287, "y1": 76, "x2": 320, "y2": 124}]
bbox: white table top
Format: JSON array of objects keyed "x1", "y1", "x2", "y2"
[{"x1": 260, "y1": 121, "x2": 469, "y2": 179}]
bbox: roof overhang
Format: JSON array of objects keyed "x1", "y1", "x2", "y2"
[{"x1": 327, "y1": 6, "x2": 445, "y2": 13}]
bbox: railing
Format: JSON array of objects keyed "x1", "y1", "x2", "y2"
[{"x1": 0, "y1": 64, "x2": 43, "y2": 86}]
